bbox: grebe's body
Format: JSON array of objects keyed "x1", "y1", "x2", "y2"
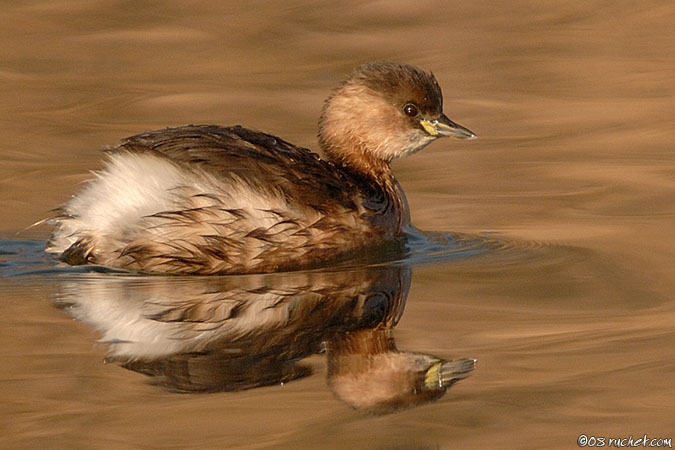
[
  {"x1": 48, "y1": 125, "x2": 408, "y2": 274},
  {"x1": 47, "y1": 62, "x2": 474, "y2": 274}
]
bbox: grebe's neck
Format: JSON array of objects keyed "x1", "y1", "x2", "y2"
[
  {"x1": 318, "y1": 80, "x2": 413, "y2": 231},
  {"x1": 326, "y1": 142, "x2": 393, "y2": 184},
  {"x1": 324, "y1": 143, "x2": 410, "y2": 232}
]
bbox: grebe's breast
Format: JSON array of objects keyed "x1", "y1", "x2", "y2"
[{"x1": 47, "y1": 125, "x2": 406, "y2": 274}]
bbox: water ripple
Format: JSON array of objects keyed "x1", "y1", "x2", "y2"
[{"x1": 0, "y1": 229, "x2": 569, "y2": 279}]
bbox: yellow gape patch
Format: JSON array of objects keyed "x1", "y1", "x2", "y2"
[
  {"x1": 424, "y1": 361, "x2": 443, "y2": 389},
  {"x1": 420, "y1": 119, "x2": 438, "y2": 136}
]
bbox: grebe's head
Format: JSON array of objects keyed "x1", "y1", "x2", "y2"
[{"x1": 318, "y1": 62, "x2": 475, "y2": 172}]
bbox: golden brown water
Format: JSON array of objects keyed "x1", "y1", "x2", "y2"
[{"x1": 1, "y1": 1, "x2": 674, "y2": 448}]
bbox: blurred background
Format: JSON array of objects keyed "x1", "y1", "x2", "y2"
[{"x1": 1, "y1": 1, "x2": 673, "y2": 449}]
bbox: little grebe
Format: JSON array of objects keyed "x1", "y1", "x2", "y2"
[{"x1": 47, "y1": 62, "x2": 475, "y2": 274}]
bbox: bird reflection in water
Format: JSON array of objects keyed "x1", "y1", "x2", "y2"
[{"x1": 52, "y1": 263, "x2": 474, "y2": 414}]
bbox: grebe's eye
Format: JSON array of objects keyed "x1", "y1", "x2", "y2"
[{"x1": 403, "y1": 103, "x2": 419, "y2": 117}]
